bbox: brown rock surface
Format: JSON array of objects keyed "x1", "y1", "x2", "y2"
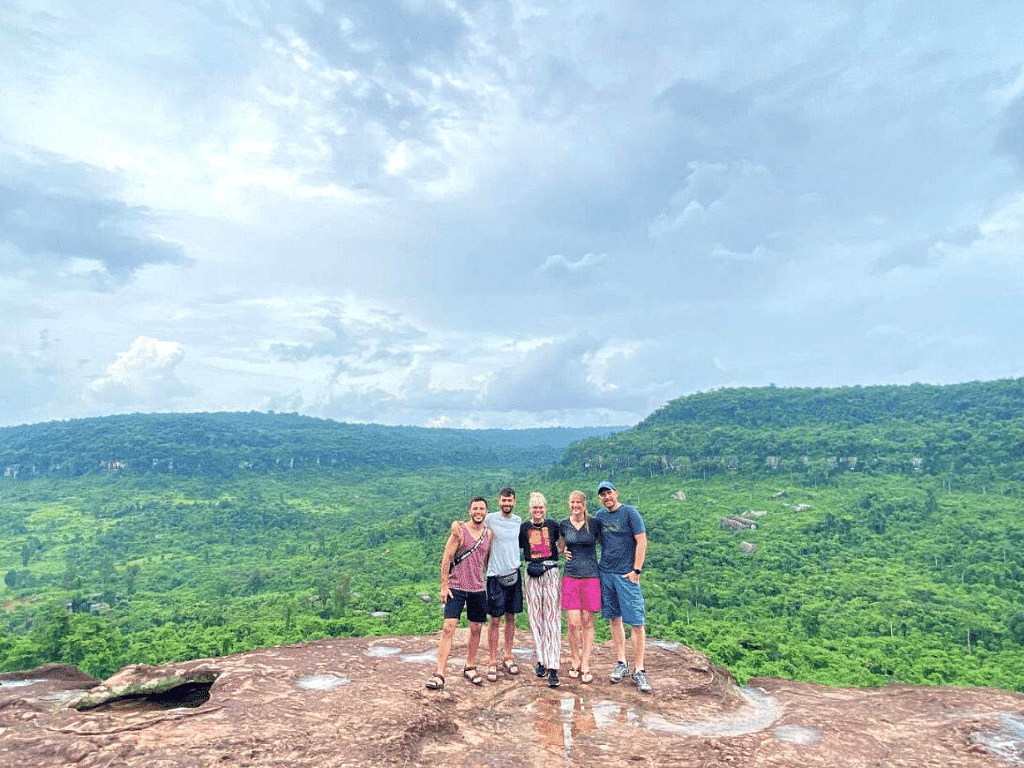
[{"x1": 2, "y1": 631, "x2": 1023, "y2": 767}]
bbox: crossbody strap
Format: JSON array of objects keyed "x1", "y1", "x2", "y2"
[{"x1": 451, "y1": 526, "x2": 486, "y2": 568}]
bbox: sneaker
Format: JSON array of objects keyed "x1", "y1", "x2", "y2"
[
  {"x1": 609, "y1": 660, "x2": 629, "y2": 683},
  {"x1": 631, "y1": 669, "x2": 652, "y2": 693},
  {"x1": 548, "y1": 669, "x2": 560, "y2": 688},
  {"x1": 534, "y1": 662, "x2": 547, "y2": 678}
]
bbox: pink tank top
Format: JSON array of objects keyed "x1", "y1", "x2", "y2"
[{"x1": 449, "y1": 523, "x2": 490, "y2": 592}]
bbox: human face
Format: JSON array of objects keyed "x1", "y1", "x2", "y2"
[
  {"x1": 530, "y1": 502, "x2": 546, "y2": 524},
  {"x1": 499, "y1": 494, "x2": 515, "y2": 515},
  {"x1": 469, "y1": 500, "x2": 488, "y2": 524},
  {"x1": 569, "y1": 495, "x2": 586, "y2": 517},
  {"x1": 598, "y1": 488, "x2": 620, "y2": 510}
]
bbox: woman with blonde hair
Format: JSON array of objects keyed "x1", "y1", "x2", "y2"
[
  {"x1": 559, "y1": 490, "x2": 603, "y2": 683},
  {"x1": 519, "y1": 491, "x2": 564, "y2": 687}
]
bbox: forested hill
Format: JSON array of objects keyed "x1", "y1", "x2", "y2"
[
  {"x1": 0, "y1": 412, "x2": 622, "y2": 479},
  {"x1": 559, "y1": 379, "x2": 1024, "y2": 489}
]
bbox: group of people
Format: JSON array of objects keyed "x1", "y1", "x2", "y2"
[{"x1": 426, "y1": 482, "x2": 651, "y2": 694}]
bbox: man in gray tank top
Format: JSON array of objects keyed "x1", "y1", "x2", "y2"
[{"x1": 483, "y1": 487, "x2": 523, "y2": 681}]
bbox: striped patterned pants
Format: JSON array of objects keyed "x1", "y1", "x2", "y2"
[{"x1": 525, "y1": 566, "x2": 562, "y2": 669}]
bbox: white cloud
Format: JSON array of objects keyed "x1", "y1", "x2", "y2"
[
  {"x1": 647, "y1": 161, "x2": 776, "y2": 245},
  {"x1": 537, "y1": 252, "x2": 606, "y2": 280},
  {"x1": 87, "y1": 337, "x2": 193, "y2": 407},
  {"x1": 2, "y1": 1, "x2": 1024, "y2": 428}
]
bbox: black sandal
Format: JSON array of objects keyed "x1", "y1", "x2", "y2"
[
  {"x1": 425, "y1": 673, "x2": 445, "y2": 690},
  {"x1": 463, "y1": 667, "x2": 483, "y2": 686}
]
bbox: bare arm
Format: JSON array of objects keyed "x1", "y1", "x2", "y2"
[
  {"x1": 482, "y1": 528, "x2": 493, "y2": 572},
  {"x1": 439, "y1": 522, "x2": 462, "y2": 602},
  {"x1": 625, "y1": 531, "x2": 647, "y2": 583}
]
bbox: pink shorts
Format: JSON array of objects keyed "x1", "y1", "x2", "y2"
[{"x1": 561, "y1": 576, "x2": 601, "y2": 612}]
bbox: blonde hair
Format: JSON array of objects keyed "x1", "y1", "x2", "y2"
[
  {"x1": 569, "y1": 490, "x2": 589, "y2": 529},
  {"x1": 529, "y1": 491, "x2": 547, "y2": 509}
]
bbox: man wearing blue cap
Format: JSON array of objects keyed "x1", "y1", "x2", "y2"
[{"x1": 594, "y1": 480, "x2": 651, "y2": 693}]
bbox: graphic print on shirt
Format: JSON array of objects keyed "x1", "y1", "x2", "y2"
[
  {"x1": 601, "y1": 513, "x2": 628, "y2": 535},
  {"x1": 526, "y1": 525, "x2": 554, "y2": 560}
]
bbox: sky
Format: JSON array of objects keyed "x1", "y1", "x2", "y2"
[{"x1": 2, "y1": 0, "x2": 1024, "y2": 430}]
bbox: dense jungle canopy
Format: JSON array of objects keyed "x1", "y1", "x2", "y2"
[{"x1": 2, "y1": 379, "x2": 1024, "y2": 690}]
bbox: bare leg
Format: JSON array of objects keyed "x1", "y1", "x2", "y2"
[
  {"x1": 503, "y1": 614, "x2": 516, "y2": 662},
  {"x1": 609, "y1": 616, "x2": 627, "y2": 663},
  {"x1": 630, "y1": 624, "x2": 646, "y2": 671},
  {"x1": 487, "y1": 615, "x2": 501, "y2": 667},
  {"x1": 435, "y1": 617, "x2": 458, "y2": 676},
  {"x1": 581, "y1": 610, "x2": 596, "y2": 673},
  {"x1": 566, "y1": 609, "x2": 582, "y2": 669},
  {"x1": 467, "y1": 621, "x2": 483, "y2": 670}
]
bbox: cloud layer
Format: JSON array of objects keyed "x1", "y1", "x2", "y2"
[{"x1": 2, "y1": 0, "x2": 1024, "y2": 428}]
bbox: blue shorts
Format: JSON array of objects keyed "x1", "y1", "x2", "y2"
[
  {"x1": 487, "y1": 572, "x2": 524, "y2": 617},
  {"x1": 599, "y1": 571, "x2": 645, "y2": 626},
  {"x1": 443, "y1": 588, "x2": 488, "y2": 623}
]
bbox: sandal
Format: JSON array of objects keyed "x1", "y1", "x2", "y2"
[
  {"x1": 502, "y1": 659, "x2": 520, "y2": 675},
  {"x1": 486, "y1": 665, "x2": 498, "y2": 683},
  {"x1": 425, "y1": 673, "x2": 445, "y2": 690},
  {"x1": 463, "y1": 667, "x2": 484, "y2": 686},
  {"x1": 580, "y1": 671, "x2": 593, "y2": 684},
  {"x1": 568, "y1": 666, "x2": 580, "y2": 679}
]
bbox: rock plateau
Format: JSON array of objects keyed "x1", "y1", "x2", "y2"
[{"x1": 2, "y1": 630, "x2": 1023, "y2": 767}]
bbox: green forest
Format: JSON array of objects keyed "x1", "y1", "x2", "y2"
[{"x1": 2, "y1": 380, "x2": 1024, "y2": 692}]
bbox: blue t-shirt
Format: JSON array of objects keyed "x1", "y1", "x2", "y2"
[
  {"x1": 559, "y1": 516, "x2": 602, "y2": 579},
  {"x1": 595, "y1": 503, "x2": 645, "y2": 574}
]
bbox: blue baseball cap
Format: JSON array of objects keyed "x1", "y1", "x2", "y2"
[{"x1": 596, "y1": 480, "x2": 616, "y2": 493}]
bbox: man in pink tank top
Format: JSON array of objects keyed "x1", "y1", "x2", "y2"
[{"x1": 425, "y1": 496, "x2": 493, "y2": 690}]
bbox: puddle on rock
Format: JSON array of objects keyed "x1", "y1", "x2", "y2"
[
  {"x1": 0, "y1": 679, "x2": 44, "y2": 688},
  {"x1": 530, "y1": 686, "x2": 782, "y2": 754},
  {"x1": 643, "y1": 687, "x2": 780, "y2": 737},
  {"x1": 590, "y1": 701, "x2": 643, "y2": 728},
  {"x1": 972, "y1": 715, "x2": 1024, "y2": 765},
  {"x1": 649, "y1": 640, "x2": 682, "y2": 652},
  {"x1": 365, "y1": 645, "x2": 401, "y2": 657},
  {"x1": 294, "y1": 674, "x2": 350, "y2": 691},
  {"x1": 773, "y1": 725, "x2": 821, "y2": 745},
  {"x1": 399, "y1": 651, "x2": 438, "y2": 664},
  {"x1": 589, "y1": 687, "x2": 780, "y2": 737},
  {"x1": 529, "y1": 696, "x2": 599, "y2": 758}
]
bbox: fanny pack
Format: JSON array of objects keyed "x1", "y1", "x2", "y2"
[
  {"x1": 526, "y1": 560, "x2": 558, "y2": 578},
  {"x1": 496, "y1": 569, "x2": 519, "y2": 587}
]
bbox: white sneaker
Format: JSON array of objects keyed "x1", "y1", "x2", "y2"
[{"x1": 631, "y1": 669, "x2": 651, "y2": 693}]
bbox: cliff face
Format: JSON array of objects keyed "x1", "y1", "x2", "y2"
[{"x1": 2, "y1": 631, "x2": 1023, "y2": 767}]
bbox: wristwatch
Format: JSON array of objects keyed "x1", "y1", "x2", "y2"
[{"x1": 633, "y1": 568, "x2": 642, "y2": 575}]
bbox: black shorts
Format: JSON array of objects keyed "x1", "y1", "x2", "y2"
[
  {"x1": 443, "y1": 588, "x2": 488, "y2": 623},
  {"x1": 486, "y1": 572, "x2": 524, "y2": 617}
]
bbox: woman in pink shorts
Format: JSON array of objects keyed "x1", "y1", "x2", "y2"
[{"x1": 559, "y1": 490, "x2": 603, "y2": 684}]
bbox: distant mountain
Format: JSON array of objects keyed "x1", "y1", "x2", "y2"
[
  {"x1": 0, "y1": 412, "x2": 626, "y2": 479},
  {"x1": 558, "y1": 379, "x2": 1024, "y2": 489}
]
